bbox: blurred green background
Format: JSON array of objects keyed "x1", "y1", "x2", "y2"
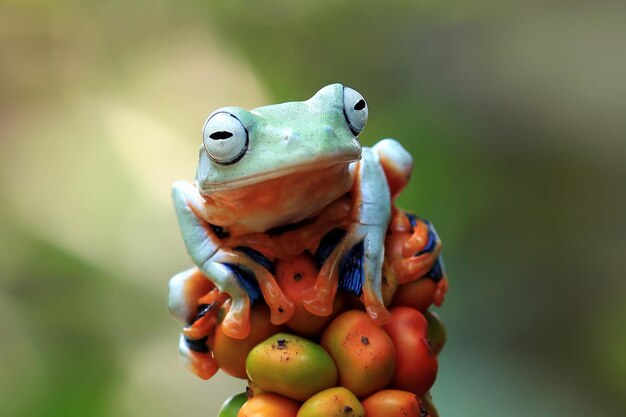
[{"x1": 1, "y1": 1, "x2": 625, "y2": 416}]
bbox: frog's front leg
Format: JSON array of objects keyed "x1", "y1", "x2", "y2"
[
  {"x1": 171, "y1": 180, "x2": 294, "y2": 339},
  {"x1": 302, "y1": 147, "x2": 393, "y2": 325}
]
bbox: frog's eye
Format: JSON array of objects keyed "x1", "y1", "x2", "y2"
[
  {"x1": 202, "y1": 112, "x2": 248, "y2": 165},
  {"x1": 343, "y1": 87, "x2": 368, "y2": 136}
]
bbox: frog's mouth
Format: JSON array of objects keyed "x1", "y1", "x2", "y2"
[{"x1": 198, "y1": 154, "x2": 360, "y2": 194}]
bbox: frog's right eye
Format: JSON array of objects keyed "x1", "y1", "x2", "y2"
[
  {"x1": 343, "y1": 87, "x2": 368, "y2": 137},
  {"x1": 202, "y1": 112, "x2": 248, "y2": 165}
]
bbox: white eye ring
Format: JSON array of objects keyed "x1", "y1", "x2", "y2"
[
  {"x1": 343, "y1": 87, "x2": 368, "y2": 136},
  {"x1": 202, "y1": 112, "x2": 248, "y2": 165}
]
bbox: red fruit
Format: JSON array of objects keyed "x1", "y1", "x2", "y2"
[{"x1": 384, "y1": 307, "x2": 438, "y2": 396}]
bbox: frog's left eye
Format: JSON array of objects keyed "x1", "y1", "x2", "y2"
[
  {"x1": 202, "y1": 112, "x2": 248, "y2": 165},
  {"x1": 343, "y1": 87, "x2": 368, "y2": 136}
]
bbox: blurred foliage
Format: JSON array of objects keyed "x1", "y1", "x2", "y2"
[{"x1": 1, "y1": 1, "x2": 625, "y2": 417}]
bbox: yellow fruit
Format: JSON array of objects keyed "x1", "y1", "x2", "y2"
[{"x1": 297, "y1": 387, "x2": 365, "y2": 417}]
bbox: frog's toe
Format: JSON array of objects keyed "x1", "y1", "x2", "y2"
[
  {"x1": 217, "y1": 247, "x2": 296, "y2": 325},
  {"x1": 220, "y1": 297, "x2": 252, "y2": 340},
  {"x1": 267, "y1": 294, "x2": 296, "y2": 325},
  {"x1": 301, "y1": 284, "x2": 336, "y2": 317},
  {"x1": 393, "y1": 253, "x2": 439, "y2": 284},
  {"x1": 245, "y1": 262, "x2": 295, "y2": 325},
  {"x1": 178, "y1": 333, "x2": 219, "y2": 380}
]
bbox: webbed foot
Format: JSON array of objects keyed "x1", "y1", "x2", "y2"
[{"x1": 391, "y1": 215, "x2": 442, "y2": 284}]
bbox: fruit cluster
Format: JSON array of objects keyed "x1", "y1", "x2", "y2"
[{"x1": 177, "y1": 218, "x2": 448, "y2": 417}]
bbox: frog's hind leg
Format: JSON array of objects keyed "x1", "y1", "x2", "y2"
[
  {"x1": 393, "y1": 216, "x2": 443, "y2": 284},
  {"x1": 212, "y1": 249, "x2": 295, "y2": 326},
  {"x1": 172, "y1": 180, "x2": 253, "y2": 339}
]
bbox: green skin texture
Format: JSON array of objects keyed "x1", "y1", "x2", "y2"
[
  {"x1": 196, "y1": 83, "x2": 362, "y2": 193},
  {"x1": 217, "y1": 392, "x2": 247, "y2": 417}
]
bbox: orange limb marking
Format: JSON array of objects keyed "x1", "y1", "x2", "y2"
[
  {"x1": 301, "y1": 247, "x2": 344, "y2": 317},
  {"x1": 189, "y1": 351, "x2": 219, "y2": 380},
  {"x1": 402, "y1": 219, "x2": 430, "y2": 258},
  {"x1": 183, "y1": 313, "x2": 218, "y2": 341},
  {"x1": 361, "y1": 287, "x2": 392, "y2": 325},
  {"x1": 182, "y1": 288, "x2": 230, "y2": 340},
  {"x1": 393, "y1": 248, "x2": 441, "y2": 285},
  {"x1": 253, "y1": 266, "x2": 296, "y2": 325},
  {"x1": 389, "y1": 208, "x2": 413, "y2": 234},
  {"x1": 219, "y1": 298, "x2": 251, "y2": 340},
  {"x1": 197, "y1": 288, "x2": 230, "y2": 306}
]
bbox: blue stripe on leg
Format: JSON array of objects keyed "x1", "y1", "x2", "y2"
[
  {"x1": 315, "y1": 228, "x2": 346, "y2": 268},
  {"x1": 338, "y1": 240, "x2": 364, "y2": 296},
  {"x1": 223, "y1": 264, "x2": 261, "y2": 304}
]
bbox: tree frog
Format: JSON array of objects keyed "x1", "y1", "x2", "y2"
[{"x1": 169, "y1": 84, "x2": 436, "y2": 347}]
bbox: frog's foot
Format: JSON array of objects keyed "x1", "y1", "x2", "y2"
[
  {"x1": 301, "y1": 228, "x2": 361, "y2": 317},
  {"x1": 182, "y1": 288, "x2": 230, "y2": 341},
  {"x1": 213, "y1": 248, "x2": 295, "y2": 327},
  {"x1": 178, "y1": 334, "x2": 219, "y2": 380},
  {"x1": 392, "y1": 216, "x2": 442, "y2": 284},
  {"x1": 168, "y1": 267, "x2": 215, "y2": 325},
  {"x1": 198, "y1": 260, "x2": 252, "y2": 339}
]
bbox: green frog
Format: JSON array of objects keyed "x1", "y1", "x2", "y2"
[{"x1": 169, "y1": 84, "x2": 418, "y2": 345}]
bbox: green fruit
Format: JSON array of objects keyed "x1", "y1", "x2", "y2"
[
  {"x1": 246, "y1": 332, "x2": 338, "y2": 401},
  {"x1": 420, "y1": 391, "x2": 439, "y2": 417},
  {"x1": 424, "y1": 310, "x2": 446, "y2": 355},
  {"x1": 218, "y1": 392, "x2": 247, "y2": 417}
]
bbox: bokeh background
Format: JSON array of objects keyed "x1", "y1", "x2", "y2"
[{"x1": 1, "y1": 1, "x2": 625, "y2": 416}]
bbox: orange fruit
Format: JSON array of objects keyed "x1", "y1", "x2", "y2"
[
  {"x1": 384, "y1": 307, "x2": 438, "y2": 397},
  {"x1": 321, "y1": 310, "x2": 396, "y2": 398},
  {"x1": 391, "y1": 278, "x2": 438, "y2": 312},
  {"x1": 275, "y1": 253, "x2": 346, "y2": 337},
  {"x1": 237, "y1": 393, "x2": 299, "y2": 417},
  {"x1": 362, "y1": 390, "x2": 426, "y2": 417}
]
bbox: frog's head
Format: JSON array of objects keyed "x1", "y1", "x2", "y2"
[{"x1": 195, "y1": 83, "x2": 367, "y2": 194}]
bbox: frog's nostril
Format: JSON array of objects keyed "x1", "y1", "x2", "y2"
[{"x1": 323, "y1": 125, "x2": 338, "y2": 138}]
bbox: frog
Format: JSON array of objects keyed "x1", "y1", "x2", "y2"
[{"x1": 168, "y1": 84, "x2": 438, "y2": 353}]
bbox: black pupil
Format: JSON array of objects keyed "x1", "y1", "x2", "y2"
[
  {"x1": 354, "y1": 99, "x2": 366, "y2": 111},
  {"x1": 209, "y1": 131, "x2": 233, "y2": 140}
]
